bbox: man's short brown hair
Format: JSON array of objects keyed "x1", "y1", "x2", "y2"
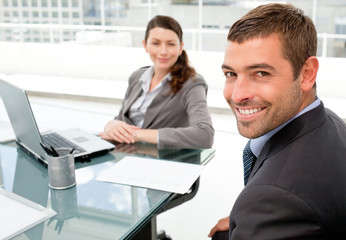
[{"x1": 227, "y1": 3, "x2": 317, "y2": 79}]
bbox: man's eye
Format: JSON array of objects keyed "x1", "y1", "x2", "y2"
[
  {"x1": 256, "y1": 71, "x2": 269, "y2": 77},
  {"x1": 225, "y1": 72, "x2": 236, "y2": 78}
]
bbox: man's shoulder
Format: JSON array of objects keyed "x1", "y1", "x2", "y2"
[
  {"x1": 279, "y1": 102, "x2": 345, "y2": 143},
  {"x1": 324, "y1": 107, "x2": 346, "y2": 130}
]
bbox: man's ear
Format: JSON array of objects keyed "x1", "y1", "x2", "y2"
[{"x1": 300, "y1": 56, "x2": 319, "y2": 92}]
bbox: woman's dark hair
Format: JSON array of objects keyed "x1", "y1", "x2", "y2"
[{"x1": 144, "y1": 15, "x2": 196, "y2": 94}]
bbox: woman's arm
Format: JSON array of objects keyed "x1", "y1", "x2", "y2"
[
  {"x1": 158, "y1": 77, "x2": 214, "y2": 149},
  {"x1": 100, "y1": 67, "x2": 149, "y2": 143},
  {"x1": 134, "y1": 129, "x2": 158, "y2": 144},
  {"x1": 99, "y1": 119, "x2": 140, "y2": 144},
  {"x1": 99, "y1": 120, "x2": 159, "y2": 144}
]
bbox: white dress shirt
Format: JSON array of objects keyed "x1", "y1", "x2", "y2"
[{"x1": 129, "y1": 66, "x2": 171, "y2": 128}]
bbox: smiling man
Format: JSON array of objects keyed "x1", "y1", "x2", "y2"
[{"x1": 209, "y1": 3, "x2": 346, "y2": 240}]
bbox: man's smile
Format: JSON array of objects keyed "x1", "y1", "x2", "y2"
[{"x1": 237, "y1": 107, "x2": 263, "y2": 116}]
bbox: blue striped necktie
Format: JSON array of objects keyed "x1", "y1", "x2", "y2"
[{"x1": 243, "y1": 140, "x2": 256, "y2": 186}]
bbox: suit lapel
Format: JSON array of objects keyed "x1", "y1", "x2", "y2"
[
  {"x1": 142, "y1": 83, "x2": 174, "y2": 128},
  {"x1": 123, "y1": 84, "x2": 143, "y2": 118}
]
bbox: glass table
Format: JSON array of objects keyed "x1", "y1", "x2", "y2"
[{"x1": 0, "y1": 141, "x2": 215, "y2": 240}]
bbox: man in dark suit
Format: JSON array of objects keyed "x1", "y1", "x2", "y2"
[{"x1": 209, "y1": 3, "x2": 346, "y2": 239}]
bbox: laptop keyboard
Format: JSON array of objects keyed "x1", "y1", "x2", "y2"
[{"x1": 42, "y1": 132, "x2": 86, "y2": 154}]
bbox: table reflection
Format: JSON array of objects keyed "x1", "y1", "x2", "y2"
[
  {"x1": 12, "y1": 147, "x2": 49, "y2": 240},
  {"x1": 48, "y1": 186, "x2": 79, "y2": 234},
  {"x1": 114, "y1": 142, "x2": 202, "y2": 164},
  {"x1": 0, "y1": 142, "x2": 213, "y2": 240},
  {"x1": 0, "y1": 144, "x2": 169, "y2": 239}
]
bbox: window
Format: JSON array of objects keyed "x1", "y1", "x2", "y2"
[
  {"x1": 0, "y1": 0, "x2": 345, "y2": 58},
  {"x1": 3, "y1": 0, "x2": 9, "y2": 7},
  {"x1": 31, "y1": 0, "x2": 37, "y2": 7},
  {"x1": 72, "y1": 0, "x2": 78, "y2": 7},
  {"x1": 73, "y1": 12, "x2": 79, "y2": 18},
  {"x1": 336, "y1": 17, "x2": 346, "y2": 34},
  {"x1": 62, "y1": 0, "x2": 68, "y2": 7},
  {"x1": 62, "y1": 12, "x2": 69, "y2": 18},
  {"x1": 51, "y1": 0, "x2": 58, "y2": 7}
]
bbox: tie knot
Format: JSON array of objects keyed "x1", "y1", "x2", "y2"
[{"x1": 243, "y1": 140, "x2": 256, "y2": 185}]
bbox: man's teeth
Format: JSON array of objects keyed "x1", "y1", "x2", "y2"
[{"x1": 239, "y1": 108, "x2": 262, "y2": 115}]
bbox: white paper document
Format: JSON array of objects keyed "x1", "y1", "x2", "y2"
[
  {"x1": 0, "y1": 188, "x2": 56, "y2": 240},
  {"x1": 96, "y1": 156, "x2": 203, "y2": 194}
]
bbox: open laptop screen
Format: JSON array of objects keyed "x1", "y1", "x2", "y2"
[{"x1": 0, "y1": 79, "x2": 47, "y2": 161}]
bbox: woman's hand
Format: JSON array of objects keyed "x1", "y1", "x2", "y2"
[{"x1": 99, "y1": 120, "x2": 140, "y2": 144}]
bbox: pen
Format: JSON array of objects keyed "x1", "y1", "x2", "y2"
[
  {"x1": 50, "y1": 146, "x2": 59, "y2": 157},
  {"x1": 69, "y1": 148, "x2": 75, "y2": 154},
  {"x1": 40, "y1": 143, "x2": 54, "y2": 156}
]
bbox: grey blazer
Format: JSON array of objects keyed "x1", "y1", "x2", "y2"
[
  {"x1": 229, "y1": 102, "x2": 346, "y2": 239},
  {"x1": 116, "y1": 67, "x2": 214, "y2": 149}
]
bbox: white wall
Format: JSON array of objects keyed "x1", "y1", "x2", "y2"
[{"x1": 0, "y1": 42, "x2": 345, "y2": 116}]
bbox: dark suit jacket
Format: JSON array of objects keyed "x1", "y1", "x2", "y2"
[
  {"x1": 116, "y1": 67, "x2": 214, "y2": 149},
  {"x1": 229, "y1": 102, "x2": 346, "y2": 239}
]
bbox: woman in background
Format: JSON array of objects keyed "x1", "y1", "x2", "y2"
[{"x1": 99, "y1": 15, "x2": 214, "y2": 149}]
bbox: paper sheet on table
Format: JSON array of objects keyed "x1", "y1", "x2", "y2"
[
  {"x1": 96, "y1": 156, "x2": 203, "y2": 194},
  {"x1": 0, "y1": 188, "x2": 56, "y2": 240}
]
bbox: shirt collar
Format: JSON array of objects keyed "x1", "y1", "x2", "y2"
[
  {"x1": 250, "y1": 97, "x2": 321, "y2": 157},
  {"x1": 139, "y1": 66, "x2": 172, "y2": 94}
]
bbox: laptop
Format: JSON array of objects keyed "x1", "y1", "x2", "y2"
[{"x1": 0, "y1": 78, "x2": 115, "y2": 164}]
